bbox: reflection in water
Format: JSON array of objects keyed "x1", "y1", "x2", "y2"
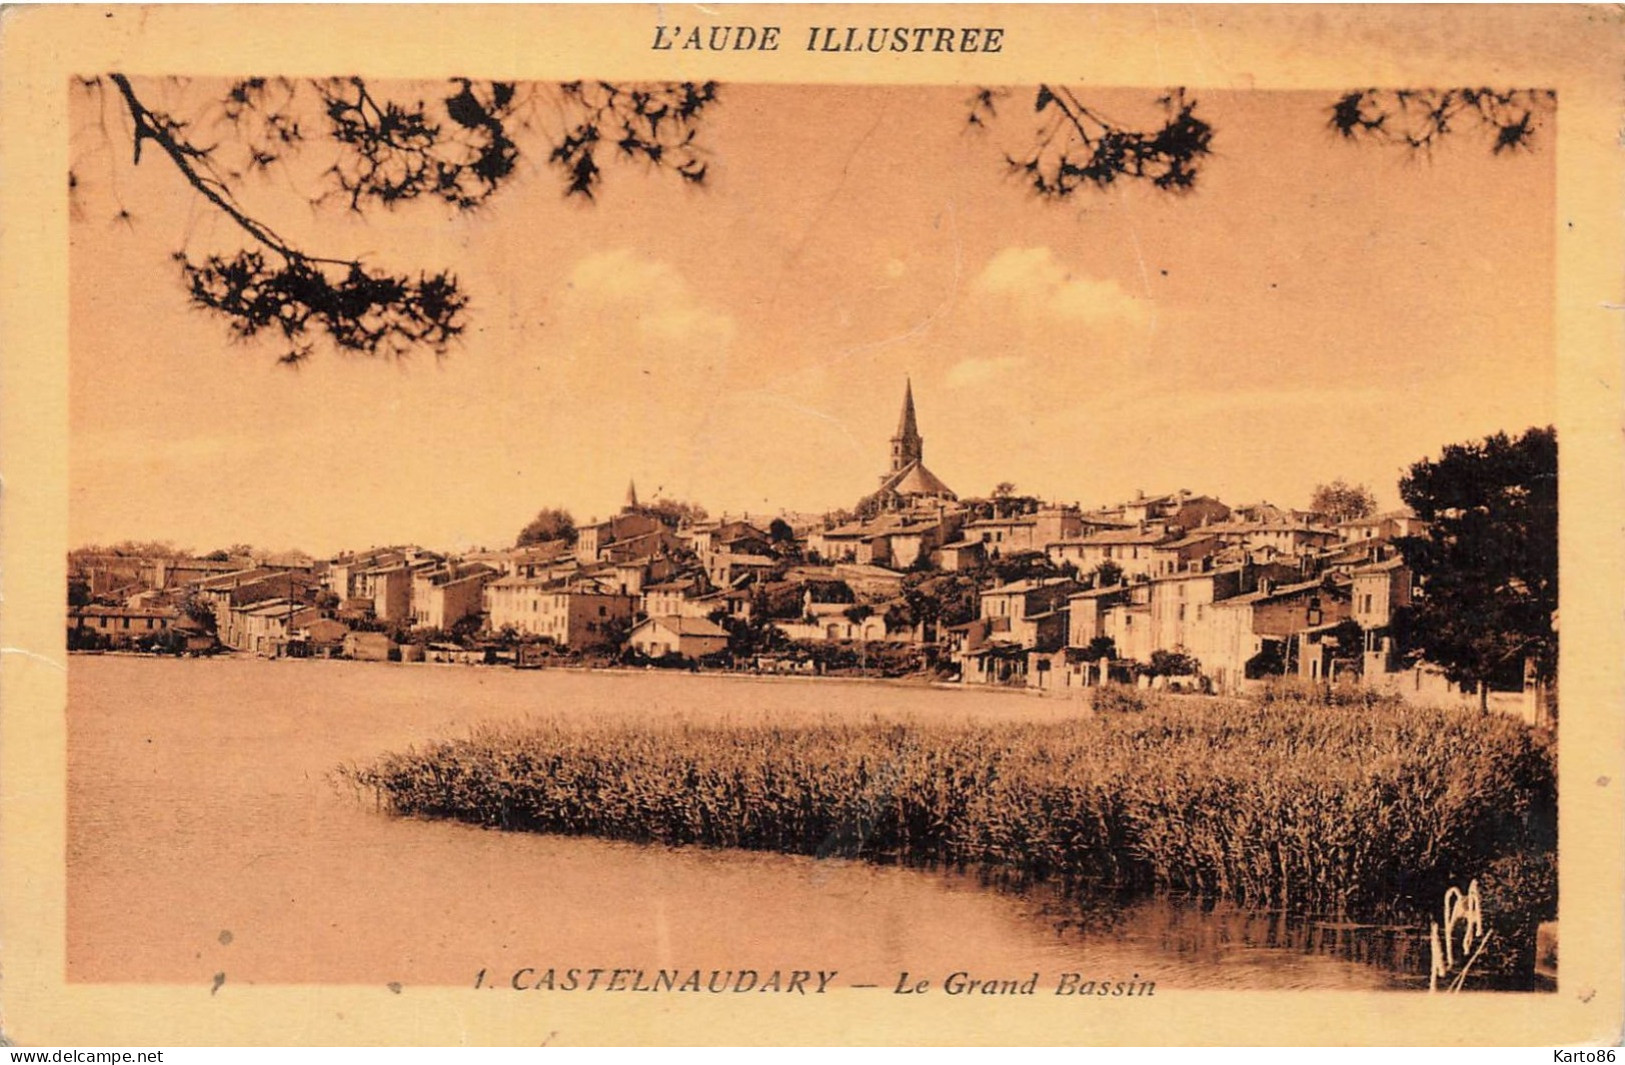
[
  {"x1": 895, "y1": 863, "x2": 1426, "y2": 990},
  {"x1": 71, "y1": 656, "x2": 1419, "y2": 989},
  {"x1": 1015, "y1": 877, "x2": 1427, "y2": 990}
]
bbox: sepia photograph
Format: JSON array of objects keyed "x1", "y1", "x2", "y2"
[{"x1": 3, "y1": 3, "x2": 1622, "y2": 1048}]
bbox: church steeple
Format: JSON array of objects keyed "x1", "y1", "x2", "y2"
[
  {"x1": 623, "y1": 479, "x2": 639, "y2": 512},
  {"x1": 890, "y1": 378, "x2": 923, "y2": 472},
  {"x1": 874, "y1": 377, "x2": 957, "y2": 505}
]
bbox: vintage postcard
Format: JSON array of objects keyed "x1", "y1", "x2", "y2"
[{"x1": 2, "y1": 3, "x2": 1622, "y2": 1048}]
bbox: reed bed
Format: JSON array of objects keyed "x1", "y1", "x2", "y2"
[{"x1": 341, "y1": 688, "x2": 1554, "y2": 931}]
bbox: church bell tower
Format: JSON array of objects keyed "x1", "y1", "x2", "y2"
[{"x1": 890, "y1": 379, "x2": 923, "y2": 473}]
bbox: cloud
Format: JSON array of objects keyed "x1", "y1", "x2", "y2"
[
  {"x1": 946, "y1": 354, "x2": 1026, "y2": 389},
  {"x1": 971, "y1": 247, "x2": 1151, "y2": 327},
  {"x1": 563, "y1": 250, "x2": 736, "y2": 349},
  {"x1": 543, "y1": 251, "x2": 744, "y2": 483}
]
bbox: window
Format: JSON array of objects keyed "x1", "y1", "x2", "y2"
[
  {"x1": 1177, "y1": 605, "x2": 1186, "y2": 622},
  {"x1": 598, "y1": 605, "x2": 607, "y2": 617}
]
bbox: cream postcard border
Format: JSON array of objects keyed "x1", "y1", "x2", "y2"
[{"x1": 2, "y1": 4, "x2": 1621, "y2": 1046}]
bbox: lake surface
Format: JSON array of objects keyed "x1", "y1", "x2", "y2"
[{"x1": 68, "y1": 656, "x2": 1422, "y2": 990}]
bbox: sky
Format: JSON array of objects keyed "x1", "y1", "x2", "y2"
[{"x1": 69, "y1": 81, "x2": 1555, "y2": 557}]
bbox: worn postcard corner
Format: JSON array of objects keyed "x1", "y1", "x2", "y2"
[{"x1": 2, "y1": 2, "x2": 1623, "y2": 1049}]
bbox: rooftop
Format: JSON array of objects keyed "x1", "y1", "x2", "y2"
[
  {"x1": 1054, "y1": 528, "x2": 1174, "y2": 547},
  {"x1": 1210, "y1": 521, "x2": 1336, "y2": 535},
  {"x1": 984, "y1": 577, "x2": 1078, "y2": 596},
  {"x1": 1220, "y1": 577, "x2": 1345, "y2": 607},
  {"x1": 965, "y1": 515, "x2": 1038, "y2": 528},
  {"x1": 237, "y1": 597, "x2": 313, "y2": 617},
  {"x1": 1338, "y1": 508, "x2": 1420, "y2": 527},
  {"x1": 71, "y1": 605, "x2": 179, "y2": 618},
  {"x1": 877, "y1": 459, "x2": 957, "y2": 501},
  {"x1": 640, "y1": 615, "x2": 729, "y2": 638},
  {"x1": 1352, "y1": 556, "x2": 1408, "y2": 575}
]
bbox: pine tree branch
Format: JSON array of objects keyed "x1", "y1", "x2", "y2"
[{"x1": 108, "y1": 73, "x2": 353, "y2": 268}]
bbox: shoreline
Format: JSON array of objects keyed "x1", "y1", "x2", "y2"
[{"x1": 67, "y1": 647, "x2": 1066, "y2": 699}]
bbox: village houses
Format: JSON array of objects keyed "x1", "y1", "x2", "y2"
[
  {"x1": 76, "y1": 379, "x2": 1522, "y2": 711},
  {"x1": 627, "y1": 614, "x2": 730, "y2": 660},
  {"x1": 232, "y1": 598, "x2": 322, "y2": 657},
  {"x1": 483, "y1": 577, "x2": 636, "y2": 649},
  {"x1": 1046, "y1": 526, "x2": 1175, "y2": 580},
  {"x1": 411, "y1": 562, "x2": 497, "y2": 631},
  {"x1": 575, "y1": 483, "x2": 665, "y2": 562},
  {"x1": 67, "y1": 604, "x2": 179, "y2": 648},
  {"x1": 1336, "y1": 508, "x2": 1425, "y2": 544}
]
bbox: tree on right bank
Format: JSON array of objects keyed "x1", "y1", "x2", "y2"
[{"x1": 1397, "y1": 426, "x2": 1558, "y2": 714}]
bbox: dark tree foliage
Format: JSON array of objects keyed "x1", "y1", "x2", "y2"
[
  {"x1": 758, "y1": 581, "x2": 813, "y2": 621},
  {"x1": 960, "y1": 492, "x2": 1042, "y2": 522},
  {"x1": 1329, "y1": 88, "x2": 1556, "y2": 154},
  {"x1": 218, "y1": 77, "x2": 305, "y2": 174},
  {"x1": 1326, "y1": 619, "x2": 1366, "y2": 669},
  {"x1": 1397, "y1": 427, "x2": 1557, "y2": 707},
  {"x1": 314, "y1": 77, "x2": 520, "y2": 211},
  {"x1": 904, "y1": 573, "x2": 979, "y2": 629},
  {"x1": 179, "y1": 591, "x2": 219, "y2": 633},
  {"x1": 594, "y1": 615, "x2": 634, "y2": 654},
  {"x1": 1082, "y1": 636, "x2": 1118, "y2": 661},
  {"x1": 718, "y1": 613, "x2": 789, "y2": 659},
  {"x1": 1090, "y1": 560, "x2": 1124, "y2": 588},
  {"x1": 516, "y1": 507, "x2": 577, "y2": 547},
  {"x1": 968, "y1": 86, "x2": 1213, "y2": 198},
  {"x1": 1146, "y1": 649, "x2": 1200, "y2": 677},
  {"x1": 820, "y1": 508, "x2": 855, "y2": 531},
  {"x1": 178, "y1": 249, "x2": 466, "y2": 364},
  {"x1": 1310, "y1": 479, "x2": 1378, "y2": 524},
  {"x1": 643, "y1": 497, "x2": 709, "y2": 529},
  {"x1": 968, "y1": 84, "x2": 1549, "y2": 207},
  {"x1": 80, "y1": 75, "x2": 720, "y2": 364},
  {"x1": 68, "y1": 540, "x2": 188, "y2": 564},
  {"x1": 551, "y1": 80, "x2": 717, "y2": 197},
  {"x1": 978, "y1": 551, "x2": 1065, "y2": 586}
]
